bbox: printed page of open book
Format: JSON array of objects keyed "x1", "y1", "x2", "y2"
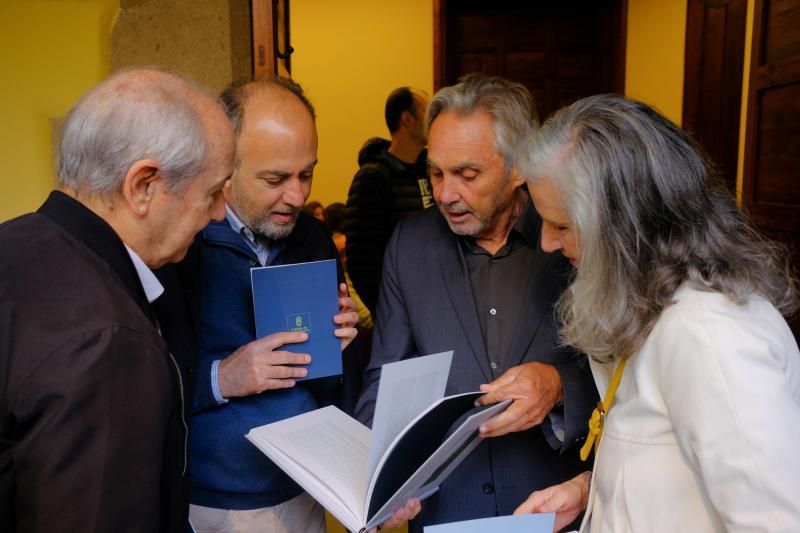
[
  {"x1": 246, "y1": 405, "x2": 370, "y2": 532},
  {"x1": 366, "y1": 350, "x2": 453, "y2": 480}
]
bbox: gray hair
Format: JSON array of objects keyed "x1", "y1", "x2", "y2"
[
  {"x1": 426, "y1": 73, "x2": 538, "y2": 169},
  {"x1": 518, "y1": 94, "x2": 798, "y2": 362},
  {"x1": 57, "y1": 67, "x2": 209, "y2": 196}
]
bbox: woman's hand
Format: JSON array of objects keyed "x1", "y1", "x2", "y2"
[{"x1": 514, "y1": 471, "x2": 591, "y2": 532}]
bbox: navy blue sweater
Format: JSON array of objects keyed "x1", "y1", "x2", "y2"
[{"x1": 185, "y1": 213, "x2": 348, "y2": 510}]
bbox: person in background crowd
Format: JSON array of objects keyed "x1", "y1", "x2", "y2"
[
  {"x1": 343, "y1": 86, "x2": 433, "y2": 314},
  {"x1": 324, "y1": 201, "x2": 345, "y2": 234},
  {"x1": 302, "y1": 200, "x2": 325, "y2": 223},
  {"x1": 325, "y1": 201, "x2": 372, "y2": 331}
]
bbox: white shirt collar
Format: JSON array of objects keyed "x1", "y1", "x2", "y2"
[{"x1": 124, "y1": 245, "x2": 165, "y2": 304}]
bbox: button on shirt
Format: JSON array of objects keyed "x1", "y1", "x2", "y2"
[{"x1": 461, "y1": 201, "x2": 537, "y2": 375}]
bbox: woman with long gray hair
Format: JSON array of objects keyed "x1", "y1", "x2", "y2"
[{"x1": 513, "y1": 94, "x2": 800, "y2": 532}]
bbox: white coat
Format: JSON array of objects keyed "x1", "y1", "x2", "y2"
[{"x1": 582, "y1": 285, "x2": 800, "y2": 532}]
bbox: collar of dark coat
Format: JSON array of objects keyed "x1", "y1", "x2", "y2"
[
  {"x1": 200, "y1": 211, "x2": 319, "y2": 265},
  {"x1": 37, "y1": 190, "x2": 156, "y2": 324}
]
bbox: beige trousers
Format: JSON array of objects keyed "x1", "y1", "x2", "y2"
[{"x1": 189, "y1": 492, "x2": 326, "y2": 533}]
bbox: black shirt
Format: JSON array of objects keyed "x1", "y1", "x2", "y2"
[{"x1": 461, "y1": 200, "x2": 538, "y2": 376}]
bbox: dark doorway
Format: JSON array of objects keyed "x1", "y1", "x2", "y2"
[
  {"x1": 435, "y1": 0, "x2": 627, "y2": 120},
  {"x1": 682, "y1": 0, "x2": 748, "y2": 196},
  {"x1": 742, "y1": 0, "x2": 800, "y2": 336}
]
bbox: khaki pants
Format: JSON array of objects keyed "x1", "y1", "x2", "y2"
[{"x1": 189, "y1": 492, "x2": 326, "y2": 533}]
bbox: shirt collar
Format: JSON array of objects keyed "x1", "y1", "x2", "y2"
[
  {"x1": 513, "y1": 197, "x2": 538, "y2": 248},
  {"x1": 225, "y1": 203, "x2": 278, "y2": 266},
  {"x1": 123, "y1": 245, "x2": 164, "y2": 303},
  {"x1": 225, "y1": 204, "x2": 256, "y2": 244}
]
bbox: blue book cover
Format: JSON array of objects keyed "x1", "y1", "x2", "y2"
[
  {"x1": 250, "y1": 259, "x2": 341, "y2": 381},
  {"x1": 423, "y1": 513, "x2": 556, "y2": 533}
]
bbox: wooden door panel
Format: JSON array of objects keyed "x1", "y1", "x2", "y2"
[
  {"x1": 682, "y1": 0, "x2": 747, "y2": 194},
  {"x1": 505, "y1": 52, "x2": 547, "y2": 81},
  {"x1": 555, "y1": 52, "x2": 596, "y2": 80},
  {"x1": 506, "y1": 18, "x2": 547, "y2": 49},
  {"x1": 752, "y1": 84, "x2": 800, "y2": 204},
  {"x1": 743, "y1": 0, "x2": 800, "y2": 335},
  {"x1": 440, "y1": 1, "x2": 626, "y2": 119},
  {"x1": 458, "y1": 53, "x2": 499, "y2": 76},
  {"x1": 454, "y1": 15, "x2": 497, "y2": 49},
  {"x1": 764, "y1": 0, "x2": 800, "y2": 62}
]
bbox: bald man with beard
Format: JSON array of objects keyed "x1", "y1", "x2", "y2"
[{"x1": 152, "y1": 76, "x2": 369, "y2": 533}]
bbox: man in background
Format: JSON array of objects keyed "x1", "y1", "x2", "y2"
[
  {"x1": 343, "y1": 86, "x2": 432, "y2": 314},
  {"x1": 0, "y1": 68, "x2": 234, "y2": 532},
  {"x1": 355, "y1": 74, "x2": 597, "y2": 531}
]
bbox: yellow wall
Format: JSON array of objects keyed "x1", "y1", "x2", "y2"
[
  {"x1": 0, "y1": 0, "x2": 118, "y2": 222},
  {"x1": 624, "y1": 0, "x2": 688, "y2": 126},
  {"x1": 291, "y1": 0, "x2": 434, "y2": 207},
  {"x1": 0, "y1": 0, "x2": 753, "y2": 219}
]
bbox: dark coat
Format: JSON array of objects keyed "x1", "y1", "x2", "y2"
[
  {"x1": 354, "y1": 204, "x2": 597, "y2": 531},
  {"x1": 343, "y1": 137, "x2": 432, "y2": 313},
  {"x1": 0, "y1": 191, "x2": 189, "y2": 533}
]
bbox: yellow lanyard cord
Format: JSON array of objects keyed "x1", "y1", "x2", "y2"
[{"x1": 580, "y1": 358, "x2": 627, "y2": 461}]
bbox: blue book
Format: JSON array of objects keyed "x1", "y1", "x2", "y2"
[
  {"x1": 424, "y1": 513, "x2": 556, "y2": 532},
  {"x1": 250, "y1": 259, "x2": 341, "y2": 381}
]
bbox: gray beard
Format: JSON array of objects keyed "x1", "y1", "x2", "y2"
[
  {"x1": 436, "y1": 203, "x2": 489, "y2": 237},
  {"x1": 252, "y1": 218, "x2": 296, "y2": 240},
  {"x1": 238, "y1": 208, "x2": 297, "y2": 240}
]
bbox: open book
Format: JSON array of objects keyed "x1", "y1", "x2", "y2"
[{"x1": 245, "y1": 351, "x2": 511, "y2": 532}]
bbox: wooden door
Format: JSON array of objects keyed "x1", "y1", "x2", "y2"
[
  {"x1": 682, "y1": 0, "x2": 748, "y2": 195},
  {"x1": 252, "y1": 0, "x2": 292, "y2": 77},
  {"x1": 435, "y1": 0, "x2": 627, "y2": 120},
  {"x1": 742, "y1": 0, "x2": 800, "y2": 331}
]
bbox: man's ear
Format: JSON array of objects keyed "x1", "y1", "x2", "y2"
[
  {"x1": 121, "y1": 159, "x2": 162, "y2": 216},
  {"x1": 509, "y1": 167, "x2": 526, "y2": 188},
  {"x1": 400, "y1": 109, "x2": 415, "y2": 129}
]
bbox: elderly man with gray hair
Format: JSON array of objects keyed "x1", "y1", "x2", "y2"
[
  {"x1": 354, "y1": 73, "x2": 597, "y2": 531},
  {"x1": 0, "y1": 68, "x2": 234, "y2": 532}
]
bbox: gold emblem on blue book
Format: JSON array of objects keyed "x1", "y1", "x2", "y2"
[{"x1": 287, "y1": 312, "x2": 311, "y2": 334}]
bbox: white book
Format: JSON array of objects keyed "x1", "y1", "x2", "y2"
[{"x1": 245, "y1": 351, "x2": 511, "y2": 532}]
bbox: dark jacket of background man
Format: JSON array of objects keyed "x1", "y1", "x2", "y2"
[{"x1": 344, "y1": 87, "x2": 432, "y2": 314}]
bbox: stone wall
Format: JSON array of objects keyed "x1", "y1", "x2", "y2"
[{"x1": 111, "y1": 0, "x2": 251, "y2": 94}]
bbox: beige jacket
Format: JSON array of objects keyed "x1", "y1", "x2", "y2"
[{"x1": 583, "y1": 285, "x2": 800, "y2": 532}]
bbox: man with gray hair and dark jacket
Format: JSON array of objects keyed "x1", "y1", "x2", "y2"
[
  {"x1": 0, "y1": 68, "x2": 234, "y2": 532},
  {"x1": 355, "y1": 74, "x2": 597, "y2": 531}
]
